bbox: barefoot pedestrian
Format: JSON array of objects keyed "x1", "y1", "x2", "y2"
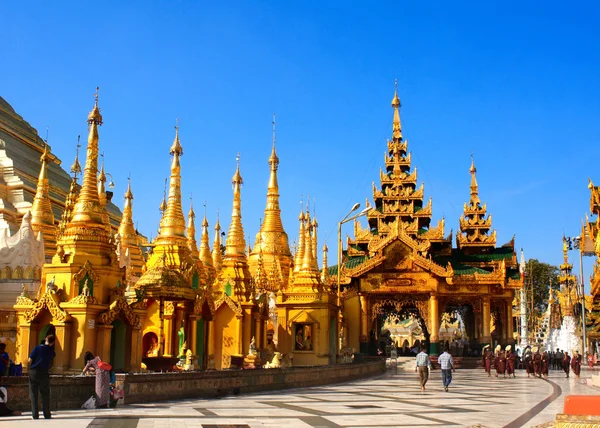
[
  {"x1": 28, "y1": 334, "x2": 55, "y2": 420},
  {"x1": 414, "y1": 346, "x2": 432, "y2": 391},
  {"x1": 438, "y1": 346, "x2": 455, "y2": 392}
]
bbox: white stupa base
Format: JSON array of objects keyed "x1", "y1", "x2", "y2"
[{"x1": 555, "y1": 316, "x2": 582, "y2": 355}]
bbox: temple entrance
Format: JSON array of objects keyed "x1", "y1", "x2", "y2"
[
  {"x1": 491, "y1": 303, "x2": 504, "y2": 347},
  {"x1": 439, "y1": 300, "x2": 476, "y2": 357},
  {"x1": 38, "y1": 323, "x2": 55, "y2": 344},
  {"x1": 371, "y1": 297, "x2": 430, "y2": 356},
  {"x1": 110, "y1": 319, "x2": 126, "y2": 372}
]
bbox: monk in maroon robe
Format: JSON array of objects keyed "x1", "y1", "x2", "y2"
[
  {"x1": 571, "y1": 351, "x2": 582, "y2": 379},
  {"x1": 541, "y1": 351, "x2": 549, "y2": 378},
  {"x1": 505, "y1": 346, "x2": 515, "y2": 378},
  {"x1": 533, "y1": 348, "x2": 542, "y2": 378},
  {"x1": 524, "y1": 348, "x2": 534, "y2": 378},
  {"x1": 562, "y1": 352, "x2": 571, "y2": 378},
  {"x1": 482, "y1": 345, "x2": 493, "y2": 377},
  {"x1": 496, "y1": 350, "x2": 506, "y2": 377}
]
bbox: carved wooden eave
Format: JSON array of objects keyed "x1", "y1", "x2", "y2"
[
  {"x1": 193, "y1": 291, "x2": 216, "y2": 317},
  {"x1": 98, "y1": 295, "x2": 139, "y2": 326},
  {"x1": 463, "y1": 203, "x2": 488, "y2": 216},
  {"x1": 413, "y1": 253, "x2": 453, "y2": 278},
  {"x1": 214, "y1": 294, "x2": 243, "y2": 317},
  {"x1": 17, "y1": 291, "x2": 70, "y2": 323},
  {"x1": 387, "y1": 140, "x2": 407, "y2": 153},
  {"x1": 459, "y1": 215, "x2": 493, "y2": 229},
  {"x1": 286, "y1": 309, "x2": 321, "y2": 329}
]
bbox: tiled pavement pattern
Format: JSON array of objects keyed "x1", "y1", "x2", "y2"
[{"x1": 6, "y1": 366, "x2": 598, "y2": 428}]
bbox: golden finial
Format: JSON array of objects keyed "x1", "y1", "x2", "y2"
[
  {"x1": 170, "y1": 118, "x2": 183, "y2": 156},
  {"x1": 31, "y1": 139, "x2": 55, "y2": 236},
  {"x1": 199, "y1": 201, "x2": 214, "y2": 272},
  {"x1": 232, "y1": 152, "x2": 243, "y2": 185},
  {"x1": 125, "y1": 176, "x2": 133, "y2": 200},
  {"x1": 88, "y1": 86, "x2": 103, "y2": 124},
  {"x1": 391, "y1": 79, "x2": 402, "y2": 140},
  {"x1": 70, "y1": 135, "x2": 82, "y2": 179},
  {"x1": 212, "y1": 209, "x2": 223, "y2": 272},
  {"x1": 391, "y1": 78, "x2": 400, "y2": 107},
  {"x1": 469, "y1": 153, "x2": 480, "y2": 206}
]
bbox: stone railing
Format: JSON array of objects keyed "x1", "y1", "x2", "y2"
[
  {"x1": 3, "y1": 360, "x2": 385, "y2": 410},
  {"x1": 116, "y1": 359, "x2": 386, "y2": 404},
  {"x1": 3, "y1": 374, "x2": 95, "y2": 412}
]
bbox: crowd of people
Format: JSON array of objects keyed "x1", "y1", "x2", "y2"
[{"x1": 482, "y1": 344, "x2": 583, "y2": 379}]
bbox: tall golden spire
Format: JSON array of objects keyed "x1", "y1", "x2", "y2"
[
  {"x1": 157, "y1": 121, "x2": 186, "y2": 241},
  {"x1": 457, "y1": 155, "x2": 496, "y2": 249},
  {"x1": 391, "y1": 79, "x2": 402, "y2": 140},
  {"x1": 293, "y1": 210, "x2": 306, "y2": 273},
  {"x1": 469, "y1": 154, "x2": 480, "y2": 206},
  {"x1": 212, "y1": 213, "x2": 223, "y2": 273},
  {"x1": 57, "y1": 137, "x2": 81, "y2": 239},
  {"x1": 224, "y1": 154, "x2": 246, "y2": 258},
  {"x1": 302, "y1": 217, "x2": 319, "y2": 272},
  {"x1": 249, "y1": 115, "x2": 292, "y2": 287},
  {"x1": 187, "y1": 199, "x2": 200, "y2": 260},
  {"x1": 118, "y1": 178, "x2": 144, "y2": 278},
  {"x1": 30, "y1": 143, "x2": 56, "y2": 257},
  {"x1": 98, "y1": 155, "x2": 107, "y2": 207},
  {"x1": 311, "y1": 213, "x2": 318, "y2": 260},
  {"x1": 321, "y1": 243, "x2": 330, "y2": 284},
  {"x1": 69, "y1": 87, "x2": 106, "y2": 228},
  {"x1": 118, "y1": 178, "x2": 136, "y2": 243},
  {"x1": 199, "y1": 203, "x2": 215, "y2": 280}
]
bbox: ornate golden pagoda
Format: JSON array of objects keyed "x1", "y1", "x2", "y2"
[
  {"x1": 211, "y1": 215, "x2": 223, "y2": 274},
  {"x1": 14, "y1": 90, "x2": 133, "y2": 372},
  {"x1": 210, "y1": 157, "x2": 260, "y2": 370},
  {"x1": 248, "y1": 119, "x2": 292, "y2": 291},
  {"x1": 30, "y1": 144, "x2": 57, "y2": 259},
  {"x1": 199, "y1": 209, "x2": 216, "y2": 284},
  {"x1": 187, "y1": 203, "x2": 200, "y2": 260},
  {"x1": 331, "y1": 84, "x2": 522, "y2": 356},
  {"x1": 117, "y1": 179, "x2": 144, "y2": 280},
  {"x1": 274, "y1": 211, "x2": 336, "y2": 366},
  {"x1": 457, "y1": 156, "x2": 497, "y2": 251},
  {"x1": 57, "y1": 143, "x2": 82, "y2": 240}
]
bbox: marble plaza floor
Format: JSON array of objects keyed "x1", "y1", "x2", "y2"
[{"x1": 5, "y1": 365, "x2": 599, "y2": 428}]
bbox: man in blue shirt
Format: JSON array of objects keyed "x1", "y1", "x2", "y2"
[
  {"x1": 28, "y1": 334, "x2": 55, "y2": 419},
  {"x1": 0, "y1": 343, "x2": 9, "y2": 378},
  {"x1": 438, "y1": 346, "x2": 455, "y2": 392}
]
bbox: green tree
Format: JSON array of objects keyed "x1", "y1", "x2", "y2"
[{"x1": 522, "y1": 259, "x2": 560, "y2": 317}]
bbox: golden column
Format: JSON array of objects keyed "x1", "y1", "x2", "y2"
[
  {"x1": 506, "y1": 299, "x2": 514, "y2": 343},
  {"x1": 359, "y1": 294, "x2": 369, "y2": 353},
  {"x1": 482, "y1": 296, "x2": 491, "y2": 344},
  {"x1": 429, "y1": 294, "x2": 440, "y2": 355}
]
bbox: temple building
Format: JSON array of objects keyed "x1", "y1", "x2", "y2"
[
  {"x1": 0, "y1": 96, "x2": 129, "y2": 359},
  {"x1": 585, "y1": 180, "x2": 600, "y2": 354},
  {"x1": 6, "y1": 83, "x2": 524, "y2": 372},
  {"x1": 332, "y1": 85, "x2": 523, "y2": 355}
]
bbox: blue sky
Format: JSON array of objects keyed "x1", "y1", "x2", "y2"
[{"x1": 2, "y1": 1, "x2": 600, "y2": 288}]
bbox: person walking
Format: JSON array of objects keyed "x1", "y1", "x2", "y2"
[
  {"x1": 414, "y1": 346, "x2": 432, "y2": 391},
  {"x1": 505, "y1": 345, "x2": 516, "y2": 378},
  {"x1": 28, "y1": 334, "x2": 55, "y2": 419},
  {"x1": 438, "y1": 346, "x2": 454, "y2": 392},
  {"x1": 482, "y1": 345, "x2": 493, "y2": 377},
  {"x1": 571, "y1": 350, "x2": 582, "y2": 379},
  {"x1": 562, "y1": 351, "x2": 571, "y2": 378},
  {"x1": 555, "y1": 349, "x2": 563, "y2": 371}
]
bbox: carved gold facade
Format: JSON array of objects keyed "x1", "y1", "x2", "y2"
[{"x1": 334, "y1": 85, "x2": 523, "y2": 355}]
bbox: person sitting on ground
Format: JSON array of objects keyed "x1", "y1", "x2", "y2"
[{"x1": 0, "y1": 386, "x2": 22, "y2": 417}]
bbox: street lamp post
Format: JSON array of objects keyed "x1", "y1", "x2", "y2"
[{"x1": 337, "y1": 203, "x2": 371, "y2": 357}]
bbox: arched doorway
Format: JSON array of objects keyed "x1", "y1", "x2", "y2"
[
  {"x1": 440, "y1": 300, "x2": 476, "y2": 356},
  {"x1": 38, "y1": 324, "x2": 55, "y2": 344},
  {"x1": 371, "y1": 298, "x2": 430, "y2": 356},
  {"x1": 110, "y1": 319, "x2": 126, "y2": 372}
]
